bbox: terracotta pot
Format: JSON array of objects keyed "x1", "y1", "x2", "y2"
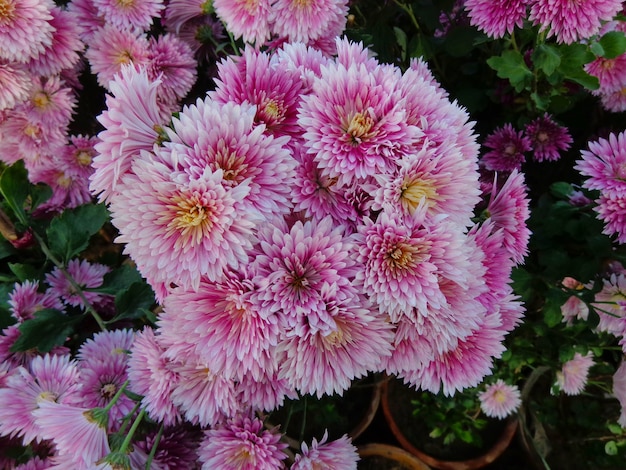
[
  {"x1": 381, "y1": 378, "x2": 518, "y2": 470},
  {"x1": 358, "y1": 443, "x2": 432, "y2": 470}
]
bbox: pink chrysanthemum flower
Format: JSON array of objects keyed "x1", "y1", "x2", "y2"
[
  {"x1": 556, "y1": 352, "x2": 595, "y2": 395},
  {"x1": 299, "y1": 59, "x2": 421, "y2": 186},
  {"x1": 595, "y1": 193, "x2": 626, "y2": 243},
  {"x1": 28, "y1": 161, "x2": 92, "y2": 212},
  {"x1": 158, "y1": 272, "x2": 279, "y2": 382},
  {"x1": 8, "y1": 279, "x2": 64, "y2": 322},
  {"x1": 292, "y1": 432, "x2": 359, "y2": 470},
  {"x1": 166, "y1": 98, "x2": 297, "y2": 219},
  {"x1": 169, "y1": 354, "x2": 240, "y2": 427},
  {"x1": 18, "y1": 76, "x2": 76, "y2": 128},
  {"x1": 146, "y1": 33, "x2": 197, "y2": 107},
  {"x1": 110, "y1": 151, "x2": 259, "y2": 292},
  {"x1": 211, "y1": 46, "x2": 305, "y2": 145},
  {"x1": 14, "y1": 456, "x2": 50, "y2": 470},
  {"x1": 90, "y1": 64, "x2": 168, "y2": 202},
  {"x1": 0, "y1": 62, "x2": 31, "y2": 111},
  {"x1": 45, "y1": 259, "x2": 110, "y2": 310},
  {"x1": 613, "y1": 360, "x2": 626, "y2": 427},
  {"x1": 599, "y1": 87, "x2": 626, "y2": 113},
  {"x1": 134, "y1": 426, "x2": 202, "y2": 470},
  {"x1": 270, "y1": 0, "x2": 349, "y2": 43},
  {"x1": 0, "y1": 0, "x2": 54, "y2": 63},
  {"x1": 529, "y1": 0, "x2": 622, "y2": 44},
  {"x1": 62, "y1": 134, "x2": 98, "y2": 180},
  {"x1": 593, "y1": 273, "x2": 626, "y2": 335},
  {"x1": 485, "y1": 169, "x2": 531, "y2": 265},
  {"x1": 250, "y1": 216, "x2": 358, "y2": 334},
  {"x1": 0, "y1": 325, "x2": 68, "y2": 367},
  {"x1": 66, "y1": 0, "x2": 106, "y2": 43},
  {"x1": 373, "y1": 141, "x2": 481, "y2": 228},
  {"x1": 0, "y1": 354, "x2": 81, "y2": 445},
  {"x1": 464, "y1": 0, "x2": 528, "y2": 38},
  {"x1": 198, "y1": 414, "x2": 287, "y2": 470},
  {"x1": 32, "y1": 401, "x2": 110, "y2": 468},
  {"x1": 576, "y1": 130, "x2": 626, "y2": 197},
  {"x1": 273, "y1": 42, "x2": 329, "y2": 93},
  {"x1": 525, "y1": 113, "x2": 573, "y2": 162},
  {"x1": 92, "y1": 0, "x2": 163, "y2": 31},
  {"x1": 478, "y1": 379, "x2": 521, "y2": 419},
  {"x1": 585, "y1": 53, "x2": 626, "y2": 95},
  {"x1": 84, "y1": 25, "x2": 150, "y2": 89},
  {"x1": 481, "y1": 124, "x2": 531, "y2": 172},
  {"x1": 163, "y1": 0, "x2": 207, "y2": 33},
  {"x1": 24, "y1": 7, "x2": 84, "y2": 77},
  {"x1": 213, "y1": 0, "x2": 272, "y2": 46},
  {"x1": 277, "y1": 290, "x2": 394, "y2": 397},
  {"x1": 127, "y1": 328, "x2": 182, "y2": 426},
  {"x1": 236, "y1": 370, "x2": 296, "y2": 412},
  {"x1": 77, "y1": 329, "x2": 135, "y2": 362}
]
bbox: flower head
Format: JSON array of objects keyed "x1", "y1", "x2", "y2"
[
  {"x1": 525, "y1": 113, "x2": 573, "y2": 162},
  {"x1": 464, "y1": 0, "x2": 528, "y2": 39},
  {"x1": 92, "y1": 0, "x2": 164, "y2": 31},
  {"x1": 212, "y1": 0, "x2": 272, "y2": 46},
  {"x1": 478, "y1": 379, "x2": 521, "y2": 419},
  {"x1": 0, "y1": 0, "x2": 55, "y2": 63},
  {"x1": 555, "y1": 352, "x2": 595, "y2": 395},
  {"x1": 45, "y1": 259, "x2": 110, "y2": 310},
  {"x1": 292, "y1": 432, "x2": 359, "y2": 470},
  {"x1": 481, "y1": 124, "x2": 531, "y2": 172},
  {"x1": 270, "y1": 0, "x2": 349, "y2": 44},
  {"x1": 576, "y1": 130, "x2": 626, "y2": 197}
]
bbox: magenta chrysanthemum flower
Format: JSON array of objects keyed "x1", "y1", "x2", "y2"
[
  {"x1": 158, "y1": 273, "x2": 279, "y2": 382},
  {"x1": 90, "y1": 64, "x2": 168, "y2": 202},
  {"x1": 599, "y1": 87, "x2": 626, "y2": 113},
  {"x1": 270, "y1": 0, "x2": 349, "y2": 43},
  {"x1": 373, "y1": 141, "x2": 481, "y2": 228},
  {"x1": 0, "y1": 62, "x2": 31, "y2": 111},
  {"x1": 576, "y1": 130, "x2": 626, "y2": 197},
  {"x1": 110, "y1": 149, "x2": 259, "y2": 292},
  {"x1": 24, "y1": 7, "x2": 84, "y2": 77},
  {"x1": 485, "y1": 169, "x2": 531, "y2": 265},
  {"x1": 481, "y1": 124, "x2": 531, "y2": 172},
  {"x1": 66, "y1": 0, "x2": 106, "y2": 42},
  {"x1": 134, "y1": 426, "x2": 202, "y2": 470},
  {"x1": 84, "y1": 25, "x2": 150, "y2": 89},
  {"x1": 92, "y1": 0, "x2": 163, "y2": 31},
  {"x1": 0, "y1": 0, "x2": 55, "y2": 63},
  {"x1": 595, "y1": 193, "x2": 626, "y2": 243},
  {"x1": 250, "y1": 216, "x2": 358, "y2": 333},
  {"x1": 585, "y1": 53, "x2": 626, "y2": 94},
  {"x1": 299, "y1": 59, "x2": 421, "y2": 186},
  {"x1": 127, "y1": 328, "x2": 182, "y2": 426},
  {"x1": 163, "y1": 0, "x2": 206, "y2": 33},
  {"x1": 211, "y1": 46, "x2": 305, "y2": 145},
  {"x1": 197, "y1": 414, "x2": 287, "y2": 470},
  {"x1": 478, "y1": 379, "x2": 521, "y2": 419},
  {"x1": 524, "y1": 113, "x2": 572, "y2": 162},
  {"x1": 8, "y1": 279, "x2": 64, "y2": 322},
  {"x1": 166, "y1": 98, "x2": 297, "y2": 219},
  {"x1": 529, "y1": 0, "x2": 622, "y2": 44},
  {"x1": 32, "y1": 401, "x2": 110, "y2": 468},
  {"x1": 556, "y1": 352, "x2": 595, "y2": 395},
  {"x1": 464, "y1": 0, "x2": 528, "y2": 38},
  {"x1": 0, "y1": 354, "x2": 81, "y2": 445},
  {"x1": 292, "y1": 432, "x2": 359, "y2": 470},
  {"x1": 62, "y1": 134, "x2": 98, "y2": 180},
  {"x1": 213, "y1": 0, "x2": 272, "y2": 46},
  {"x1": 146, "y1": 33, "x2": 197, "y2": 107},
  {"x1": 18, "y1": 76, "x2": 76, "y2": 129},
  {"x1": 276, "y1": 291, "x2": 394, "y2": 397},
  {"x1": 45, "y1": 259, "x2": 110, "y2": 310}
]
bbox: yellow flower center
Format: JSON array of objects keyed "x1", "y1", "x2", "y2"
[
  {"x1": 116, "y1": 0, "x2": 134, "y2": 7},
  {"x1": 114, "y1": 50, "x2": 134, "y2": 66},
  {"x1": 323, "y1": 324, "x2": 348, "y2": 347},
  {"x1": 23, "y1": 123, "x2": 41, "y2": 139},
  {"x1": 0, "y1": 0, "x2": 15, "y2": 23},
  {"x1": 169, "y1": 193, "x2": 216, "y2": 245},
  {"x1": 400, "y1": 178, "x2": 437, "y2": 214},
  {"x1": 259, "y1": 98, "x2": 285, "y2": 125},
  {"x1": 100, "y1": 382, "x2": 117, "y2": 400},
  {"x1": 346, "y1": 111, "x2": 374, "y2": 144},
  {"x1": 386, "y1": 242, "x2": 423, "y2": 270},
  {"x1": 215, "y1": 150, "x2": 247, "y2": 186},
  {"x1": 32, "y1": 91, "x2": 51, "y2": 109},
  {"x1": 36, "y1": 390, "x2": 58, "y2": 403},
  {"x1": 76, "y1": 150, "x2": 93, "y2": 166},
  {"x1": 57, "y1": 172, "x2": 72, "y2": 188},
  {"x1": 493, "y1": 389, "x2": 507, "y2": 403}
]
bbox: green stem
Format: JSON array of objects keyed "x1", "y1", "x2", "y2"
[
  {"x1": 119, "y1": 409, "x2": 147, "y2": 455},
  {"x1": 392, "y1": 0, "x2": 420, "y2": 33},
  {"x1": 117, "y1": 401, "x2": 142, "y2": 435},
  {"x1": 145, "y1": 423, "x2": 164, "y2": 470}
]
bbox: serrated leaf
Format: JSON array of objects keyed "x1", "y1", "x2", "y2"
[
  {"x1": 487, "y1": 50, "x2": 533, "y2": 92},
  {"x1": 533, "y1": 44, "x2": 561, "y2": 76},
  {"x1": 558, "y1": 44, "x2": 599, "y2": 90},
  {"x1": 112, "y1": 282, "x2": 155, "y2": 322},
  {"x1": 91, "y1": 264, "x2": 144, "y2": 295},
  {"x1": 598, "y1": 31, "x2": 626, "y2": 59},
  {"x1": 46, "y1": 203, "x2": 108, "y2": 263},
  {"x1": 11, "y1": 309, "x2": 80, "y2": 353},
  {"x1": 0, "y1": 162, "x2": 30, "y2": 222},
  {"x1": 605, "y1": 440, "x2": 618, "y2": 456}
]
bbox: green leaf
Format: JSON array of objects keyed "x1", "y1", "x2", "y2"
[
  {"x1": 111, "y1": 282, "x2": 155, "y2": 322},
  {"x1": 0, "y1": 162, "x2": 30, "y2": 222},
  {"x1": 443, "y1": 26, "x2": 483, "y2": 58},
  {"x1": 608, "y1": 423, "x2": 624, "y2": 435},
  {"x1": 605, "y1": 440, "x2": 618, "y2": 456},
  {"x1": 533, "y1": 44, "x2": 561, "y2": 76},
  {"x1": 429, "y1": 427, "x2": 443, "y2": 439},
  {"x1": 11, "y1": 309, "x2": 80, "y2": 353},
  {"x1": 598, "y1": 31, "x2": 626, "y2": 59},
  {"x1": 558, "y1": 44, "x2": 599, "y2": 90},
  {"x1": 487, "y1": 50, "x2": 533, "y2": 92},
  {"x1": 393, "y1": 26, "x2": 407, "y2": 62},
  {"x1": 8, "y1": 263, "x2": 41, "y2": 282},
  {"x1": 46, "y1": 203, "x2": 108, "y2": 263},
  {"x1": 91, "y1": 264, "x2": 144, "y2": 295},
  {"x1": 550, "y1": 182, "x2": 574, "y2": 199}
]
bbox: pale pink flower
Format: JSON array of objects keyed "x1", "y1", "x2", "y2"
[
  {"x1": 596, "y1": 193, "x2": 626, "y2": 243},
  {"x1": 66, "y1": 0, "x2": 106, "y2": 42},
  {"x1": 273, "y1": 42, "x2": 329, "y2": 92},
  {"x1": 556, "y1": 352, "x2": 595, "y2": 395},
  {"x1": 529, "y1": 0, "x2": 623, "y2": 44},
  {"x1": 576, "y1": 130, "x2": 626, "y2": 197},
  {"x1": 585, "y1": 53, "x2": 626, "y2": 94},
  {"x1": 18, "y1": 75, "x2": 76, "y2": 128},
  {"x1": 0, "y1": 62, "x2": 31, "y2": 111},
  {"x1": 270, "y1": 0, "x2": 349, "y2": 43},
  {"x1": 77, "y1": 329, "x2": 135, "y2": 362},
  {"x1": 213, "y1": 0, "x2": 272, "y2": 46},
  {"x1": 84, "y1": 25, "x2": 150, "y2": 89},
  {"x1": 465, "y1": 0, "x2": 528, "y2": 38},
  {"x1": 90, "y1": 64, "x2": 167, "y2": 202},
  {"x1": 33, "y1": 401, "x2": 110, "y2": 468},
  {"x1": 560, "y1": 277, "x2": 590, "y2": 324},
  {"x1": 298, "y1": 59, "x2": 421, "y2": 186},
  {"x1": 127, "y1": 327, "x2": 182, "y2": 426},
  {"x1": 292, "y1": 432, "x2": 358, "y2": 470},
  {"x1": 45, "y1": 259, "x2": 110, "y2": 310},
  {"x1": 613, "y1": 359, "x2": 626, "y2": 426},
  {"x1": 0, "y1": 354, "x2": 81, "y2": 445},
  {"x1": 236, "y1": 370, "x2": 296, "y2": 412},
  {"x1": 23, "y1": 7, "x2": 84, "y2": 77},
  {"x1": 28, "y1": 161, "x2": 92, "y2": 211},
  {"x1": 62, "y1": 134, "x2": 99, "y2": 180},
  {"x1": 93, "y1": 0, "x2": 164, "y2": 31},
  {"x1": 593, "y1": 273, "x2": 626, "y2": 335},
  {"x1": 481, "y1": 124, "x2": 531, "y2": 172},
  {"x1": 0, "y1": 325, "x2": 67, "y2": 368},
  {"x1": 0, "y1": 0, "x2": 55, "y2": 63},
  {"x1": 599, "y1": 87, "x2": 626, "y2": 113},
  {"x1": 525, "y1": 113, "x2": 573, "y2": 162},
  {"x1": 8, "y1": 279, "x2": 64, "y2": 322},
  {"x1": 198, "y1": 414, "x2": 287, "y2": 470},
  {"x1": 478, "y1": 379, "x2": 521, "y2": 419}
]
